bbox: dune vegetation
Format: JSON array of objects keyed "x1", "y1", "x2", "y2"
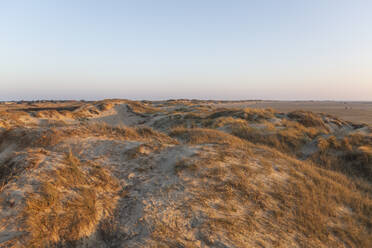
[{"x1": 0, "y1": 99, "x2": 371, "y2": 247}]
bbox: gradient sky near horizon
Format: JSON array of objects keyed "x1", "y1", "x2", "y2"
[{"x1": 1, "y1": 0, "x2": 372, "y2": 101}]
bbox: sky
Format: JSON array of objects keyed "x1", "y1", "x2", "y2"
[{"x1": 1, "y1": 0, "x2": 372, "y2": 101}]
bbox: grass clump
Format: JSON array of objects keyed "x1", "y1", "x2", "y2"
[
  {"x1": 207, "y1": 107, "x2": 276, "y2": 123},
  {"x1": 22, "y1": 152, "x2": 119, "y2": 248},
  {"x1": 125, "y1": 100, "x2": 161, "y2": 114},
  {"x1": 170, "y1": 127, "x2": 247, "y2": 148},
  {"x1": 288, "y1": 110, "x2": 328, "y2": 130},
  {"x1": 310, "y1": 134, "x2": 372, "y2": 180},
  {"x1": 230, "y1": 121, "x2": 309, "y2": 154}
]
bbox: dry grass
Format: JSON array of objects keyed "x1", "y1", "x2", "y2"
[
  {"x1": 0, "y1": 155, "x2": 40, "y2": 193},
  {"x1": 310, "y1": 134, "x2": 372, "y2": 180},
  {"x1": 0, "y1": 110, "x2": 31, "y2": 127},
  {"x1": 125, "y1": 100, "x2": 161, "y2": 114},
  {"x1": 94, "y1": 101, "x2": 115, "y2": 111},
  {"x1": 0, "y1": 123, "x2": 177, "y2": 150},
  {"x1": 204, "y1": 116, "x2": 246, "y2": 128},
  {"x1": 174, "y1": 145, "x2": 372, "y2": 247},
  {"x1": 207, "y1": 107, "x2": 276, "y2": 123},
  {"x1": 0, "y1": 100, "x2": 371, "y2": 247},
  {"x1": 230, "y1": 121, "x2": 309, "y2": 154},
  {"x1": 281, "y1": 118, "x2": 326, "y2": 137},
  {"x1": 277, "y1": 161, "x2": 372, "y2": 247},
  {"x1": 82, "y1": 123, "x2": 177, "y2": 144},
  {"x1": 225, "y1": 115, "x2": 372, "y2": 181},
  {"x1": 22, "y1": 152, "x2": 119, "y2": 248},
  {"x1": 170, "y1": 127, "x2": 248, "y2": 149},
  {"x1": 288, "y1": 110, "x2": 328, "y2": 130},
  {"x1": 0, "y1": 127, "x2": 63, "y2": 149}
]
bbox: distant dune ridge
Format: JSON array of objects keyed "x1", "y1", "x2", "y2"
[{"x1": 0, "y1": 99, "x2": 371, "y2": 247}]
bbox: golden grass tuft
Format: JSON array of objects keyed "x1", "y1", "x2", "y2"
[
  {"x1": 288, "y1": 110, "x2": 328, "y2": 129},
  {"x1": 230, "y1": 121, "x2": 309, "y2": 154},
  {"x1": 125, "y1": 100, "x2": 161, "y2": 114},
  {"x1": 204, "y1": 116, "x2": 246, "y2": 128},
  {"x1": 170, "y1": 127, "x2": 247, "y2": 148},
  {"x1": 207, "y1": 107, "x2": 276, "y2": 123},
  {"x1": 22, "y1": 152, "x2": 119, "y2": 248}
]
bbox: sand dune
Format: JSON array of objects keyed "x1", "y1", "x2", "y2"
[{"x1": 0, "y1": 99, "x2": 371, "y2": 247}]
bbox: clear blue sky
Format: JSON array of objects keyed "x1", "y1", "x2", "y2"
[{"x1": 1, "y1": 0, "x2": 371, "y2": 100}]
